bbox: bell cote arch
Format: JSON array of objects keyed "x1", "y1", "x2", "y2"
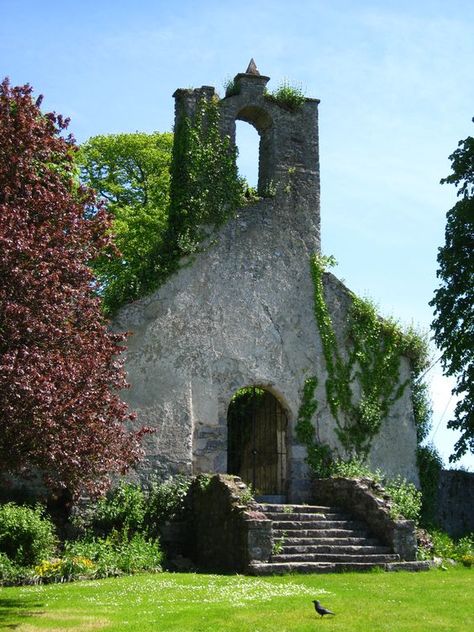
[{"x1": 173, "y1": 59, "x2": 320, "y2": 229}]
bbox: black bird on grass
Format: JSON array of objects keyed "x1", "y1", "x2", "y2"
[{"x1": 313, "y1": 600, "x2": 335, "y2": 617}]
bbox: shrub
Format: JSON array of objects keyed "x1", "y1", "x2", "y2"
[
  {"x1": 428, "y1": 530, "x2": 474, "y2": 562},
  {"x1": 265, "y1": 80, "x2": 306, "y2": 111},
  {"x1": 33, "y1": 532, "x2": 162, "y2": 583},
  {"x1": 75, "y1": 477, "x2": 192, "y2": 540},
  {"x1": 384, "y1": 477, "x2": 422, "y2": 523},
  {"x1": 87, "y1": 482, "x2": 146, "y2": 537},
  {"x1": 417, "y1": 443, "x2": 443, "y2": 526},
  {"x1": 0, "y1": 552, "x2": 36, "y2": 586},
  {"x1": 64, "y1": 531, "x2": 162, "y2": 578},
  {"x1": 34, "y1": 555, "x2": 95, "y2": 582},
  {"x1": 0, "y1": 552, "x2": 19, "y2": 583},
  {"x1": 0, "y1": 551, "x2": 16, "y2": 576},
  {"x1": 0, "y1": 503, "x2": 57, "y2": 566},
  {"x1": 330, "y1": 457, "x2": 382, "y2": 482},
  {"x1": 329, "y1": 460, "x2": 421, "y2": 523},
  {"x1": 144, "y1": 475, "x2": 191, "y2": 535}
]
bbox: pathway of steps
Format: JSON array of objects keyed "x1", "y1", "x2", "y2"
[{"x1": 249, "y1": 503, "x2": 431, "y2": 575}]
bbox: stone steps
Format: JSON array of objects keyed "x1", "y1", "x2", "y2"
[
  {"x1": 264, "y1": 507, "x2": 350, "y2": 520},
  {"x1": 262, "y1": 504, "x2": 337, "y2": 513},
  {"x1": 250, "y1": 503, "x2": 429, "y2": 575},
  {"x1": 280, "y1": 544, "x2": 392, "y2": 554},
  {"x1": 273, "y1": 528, "x2": 369, "y2": 538},
  {"x1": 272, "y1": 552, "x2": 400, "y2": 563},
  {"x1": 248, "y1": 560, "x2": 433, "y2": 575},
  {"x1": 283, "y1": 536, "x2": 380, "y2": 546},
  {"x1": 272, "y1": 519, "x2": 367, "y2": 530},
  {"x1": 264, "y1": 511, "x2": 347, "y2": 520}
]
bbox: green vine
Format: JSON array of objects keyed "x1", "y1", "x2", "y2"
[
  {"x1": 305, "y1": 254, "x2": 427, "y2": 461},
  {"x1": 295, "y1": 377, "x2": 332, "y2": 477},
  {"x1": 168, "y1": 94, "x2": 244, "y2": 258}
]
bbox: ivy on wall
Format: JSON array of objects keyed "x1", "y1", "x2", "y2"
[
  {"x1": 295, "y1": 377, "x2": 332, "y2": 477},
  {"x1": 168, "y1": 95, "x2": 244, "y2": 258},
  {"x1": 297, "y1": 254, "x2": 431, "y2": 475}
]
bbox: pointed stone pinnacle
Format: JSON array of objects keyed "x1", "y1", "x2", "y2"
[{"x1": 246, "y1": 58, "x2": 260, "y2": 76}]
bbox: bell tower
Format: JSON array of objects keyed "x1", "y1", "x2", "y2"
[{"x1": 173, "y1": 59, "x2": 321, "y2": 251}]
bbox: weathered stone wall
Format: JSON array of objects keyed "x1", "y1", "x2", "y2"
[
  {"x1": 435, "y1": 469, "x2": 474, "y2": 537},
  {"x1": 318, "y1": 273, "x2": 420, "y2": 485},
  {"x1": 187, "y1": 474, "x2": 272, "y2": 572},
  {"x1": 115, "y1": 189, "x2": 322, "y2": 498},
  {"x1": 114, "y1": 179, "x2": 419, "y2": 500},
  {"x1": 313, "y1": 477, "x2": 417, "y2": 560},
  {"x1": 114, "y1": 65, "x2": 420, "y2": 499}
]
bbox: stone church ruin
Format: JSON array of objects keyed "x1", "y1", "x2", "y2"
[{"x1": 116, "y1": 61, "x2": 420, "y2": 502}]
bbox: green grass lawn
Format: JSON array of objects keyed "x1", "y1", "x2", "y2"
[{"x1": 0, "y1": 567, "x2": 472, "y2": 631}]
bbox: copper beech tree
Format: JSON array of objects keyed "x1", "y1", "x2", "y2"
[{"x1": 0, "y1": 79, "x2": 148, "y2": 498}]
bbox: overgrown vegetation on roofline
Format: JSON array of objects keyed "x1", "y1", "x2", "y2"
[
  {"x1": 80, "y1": 80, "x2": 312, "y2": 314},
  {"x1": 168, "y1": 94, "x2": 244, "y2": 256},
  {"x1": 264, "y1": 80, "x2": 307, "y2": 111},
  {"x1": 79, "y1": 96, "x2": 244, "y2": 314}
]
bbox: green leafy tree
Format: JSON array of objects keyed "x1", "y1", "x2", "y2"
[
  {"x1": 77, "y1": 132, "x2": 173, "y2": 313},
  {"x1": 79, "y1": 100, "x2": 243, "y2": 314},
  {"x1": 430, "y1": 120, "x2": 474, "y2": 461}
]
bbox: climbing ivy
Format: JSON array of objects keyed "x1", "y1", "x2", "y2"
[
  {"x1": 301, "y1": 254, "x2": 430, "y2": 464},
  {"x1": 341, "y1": 293, "x2": 410, "y2": 454},
  {"x1": 296, "y1": 377, "x2": 318, "y2": 442},
  {"x1": 168, "y1": 95, "x2": 244, "y2": 258},
  {"x1": 309, "y1": 255, "x2": 352, "y2": 421},
  {"x1": 295, "y1": 377, "x2": 332, "y2": 477}
]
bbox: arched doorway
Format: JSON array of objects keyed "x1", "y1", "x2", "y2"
[{"x1": 227, "y1": 387, "x2": 288, "y2": 496}]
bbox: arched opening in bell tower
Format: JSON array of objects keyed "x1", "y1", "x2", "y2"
[
  {"x1": 235, "y1": 106, "x2": 273, "y2": 197},
  {"x1": 235, "y1": 120, "x2": 259, "y2": 191}
]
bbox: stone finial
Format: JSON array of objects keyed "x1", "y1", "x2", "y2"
[{"x1": 246, "y1": 58, "x2": 260, "y2": 76}]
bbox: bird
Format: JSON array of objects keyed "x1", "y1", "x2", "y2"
[{"x1": 313, "y1": 600, "x2": 335, "y2": 617}]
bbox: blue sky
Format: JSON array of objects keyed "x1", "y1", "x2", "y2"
[{"x1": 1, "y1": 0, "x2": 473, "y2": 469}]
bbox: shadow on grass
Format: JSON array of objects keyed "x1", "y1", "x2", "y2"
[{"x1": 0, "y1": 598, "x2": 44, "y2": 630}]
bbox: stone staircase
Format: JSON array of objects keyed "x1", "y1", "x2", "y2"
[{"x1": 249, "y1": 503, "x2": 431, "y2": 575}]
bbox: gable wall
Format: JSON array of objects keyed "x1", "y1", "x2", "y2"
[{"x1": 114, "y1": 72, "x2": 419, "y2": 499}]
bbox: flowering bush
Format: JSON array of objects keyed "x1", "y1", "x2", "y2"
[
  {"x1": 64, "y1": 531, "x2": 162, "y2": 578},
  {"x1": 34, "y1": 556, "x2": 95, "y2": 581},
  {"x1": 418, "y1": 530, "x2": 474, "y2": 563}
]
